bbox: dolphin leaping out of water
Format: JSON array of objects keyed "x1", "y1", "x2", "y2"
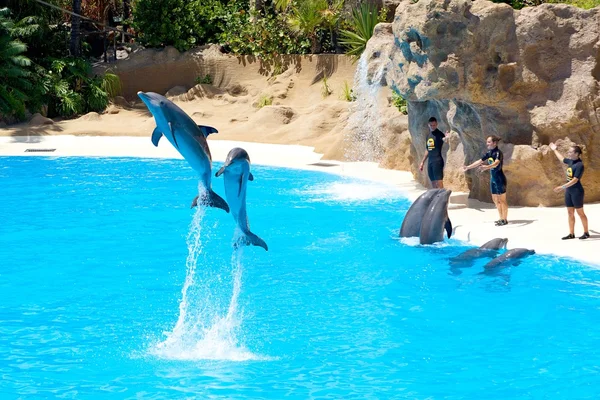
[
  {"x1": 137, "y1": 91, "x2": 229, "y2": 212},
  {"x1": 215, "y1": 148, "x2": 268, "y2": 251},
  {"x1": 399, "y1": 188, "x2": 452, "y2": 245}
]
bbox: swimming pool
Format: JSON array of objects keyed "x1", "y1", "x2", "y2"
[{"x1": 1, "y1": 156, "x2": 599, "y2": 398}]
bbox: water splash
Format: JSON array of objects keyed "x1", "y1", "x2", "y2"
[
  {"x1": 151, "y1": 207, "x2": 263, "y2": 361},
  {"x1": 344, "y1": 52, "x2": 388, "y2": 162}
]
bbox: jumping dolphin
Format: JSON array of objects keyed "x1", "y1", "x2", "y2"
[
  {"x1": 215, "y1": 148, "x2": 268, "y2": 251},
  {"x1": 419, "y1": 189, "x2": 453, "y2": 245},
  {"x1": 449, "y1": 238, "x2": 508, "y2": 274},
  {"x1": 137, "y1": 91, "x2": 229, "y2": 212},
  {"x1": 482, "y1": 248, "x2": 536, "y2": 272},
  {"x1": 399, "y1": 189, "x2": 445, "y2": 237}
]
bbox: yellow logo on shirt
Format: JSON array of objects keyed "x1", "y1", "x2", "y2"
[
  {"x1": 427, "y1": 138, "x2": 435, "y2": 151},
  {"x1": 567, "y1": 167, "x2": 573, "y2": 181},
  {"x1": 487, "y1": 157, "x2": 494, "y2": 165}
]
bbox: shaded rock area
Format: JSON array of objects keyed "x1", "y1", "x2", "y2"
[{"x1": 365, "y1": 0, "x2": 600, "y2": 206}]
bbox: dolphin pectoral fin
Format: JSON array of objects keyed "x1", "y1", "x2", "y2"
[
  {"x1": 197, "y1": 125, "x2": 218, "y2": 137},
  {"x1": 190, "y1": 195, "x2": 199, "y2": 208},
  {"x1": 248, "y1": 172, "x2": 254, "y2": 181},
  {"x1": 236, "y1": 231, "x2": 268, "y2": 251},
  {"x1": 445, "y1": 218, "x2": 453, "y2": 239},
  {"x1": 215, "y1": 166, "x2": 226, "y2": 177},
  {"x1": 151, "y1": 128, "x2": 163, "y2": 147}
]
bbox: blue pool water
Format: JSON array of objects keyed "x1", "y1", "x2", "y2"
[{"x1": 1, "y1": 156, "x2": 600, "y2": 399}]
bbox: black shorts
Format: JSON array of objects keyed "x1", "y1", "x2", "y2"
[
  {"x1": 427, "y1": 159, "x2": 444, "y2": 182},
  {"x1": 490, "y1": 174, "x2": 507, "y2": 195},
  {"x1": 565, "y1": 187, "x2": 584, "y2": 208}
]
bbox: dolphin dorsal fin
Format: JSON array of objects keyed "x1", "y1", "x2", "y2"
[
  {"x1": 197, "y1": 125, "x2": 218, "y2": 138},
  {"x1": 248, "y1": 172, "x2": 254, "y2": 181},
  {"x1": 445, "y1": 218, "x2": 453, "y2": 239},
  {"x1": 151, "y1": 127, "x2": 162, "y2": 147}
]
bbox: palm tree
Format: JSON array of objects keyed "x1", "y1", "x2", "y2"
[
  {"x1": 69, "y1": 0, "x2": 81, "y2": 56},
  {"x1": 0, "y1": 8, "x2": 32, "y2": 119},
  {"x1": 288, "y1": 0, "x2": 327, "y2": 54}
]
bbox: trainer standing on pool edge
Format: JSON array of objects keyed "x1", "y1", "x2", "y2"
[
  {"x1": 419, "y1": 117, "x2": 449, "y2": 189},
  {"x1": 549, "y1": 142, "x2": 590, "y2": 240}
]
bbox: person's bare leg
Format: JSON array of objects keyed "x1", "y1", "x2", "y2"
[
  {"x1": 492, "y1": 194, "x2": 501, "y2": 221},
  {"x1": 567, "y1": 207, "x2": 575, "y2": 234},
  {"x1": 432, "y1": 180, "x2": 444, "y2": 189},
  {"x1": 575, "y1": 207, "x2": 589, "y2": 233},
  {"x1": 499, "y1": 193, "x2": 508, "y2": 221}
]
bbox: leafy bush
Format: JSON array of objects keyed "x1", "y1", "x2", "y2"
[
  {"x1": 195, "y1": 74, "x2": 213, "y2": 85},
  {"x1": 133, "y1": 0, "x2": 226, "y2": 52},
  {"x1": 0, "y1": 7, "x2": 33, "y2": 120},
  {"x1": 220, "y1": 5, "x2": 311, "y2": 69},
  {"x1": 391, "y1": 91, "x2": 408, "y2": 115}
]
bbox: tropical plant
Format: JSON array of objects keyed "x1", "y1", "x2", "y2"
[
  {"x1": 339, "y1": 3, "x2": 379, "y2": 59},
  {"x1": 288, "y1": 0, "x2": 328, "y2": 53},
  {"x1": 0, "y1": 8, "x2": 33, "y2": 119},
  {"x1": 70, "y1": 0, "x2": 82, "y2": 56},
  {"x1": 195, "y1": 74, "x2": 213, "y2": 85}
]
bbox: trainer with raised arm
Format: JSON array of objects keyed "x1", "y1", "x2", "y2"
[
  {"x1": 419, "y1": 117, "x2": 449, "y2": 189},
  {"x1": 549, "y1": 142, "x2": 589, "y2": 240},
  {"x1": 463, "y1": 135, "x2": 509, "y2": 226}
]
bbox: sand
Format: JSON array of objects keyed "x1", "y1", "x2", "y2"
[{"x1": 1, "y1": 135, "x2": 598, "y2": 267}]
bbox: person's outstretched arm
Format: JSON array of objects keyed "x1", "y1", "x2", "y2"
[
  {"x1": 463, "y1": 159, "x2": 483, "y2": 172},
  {"x1": 549, "y1": 142, "x2": 564, "y2": 162}
]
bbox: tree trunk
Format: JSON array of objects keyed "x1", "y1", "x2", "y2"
[
  {"x1": 123, "y1": 0, "x2": 131, "y2": 33},
  {"x1": 69, "y1": 0, "x2": 82, "y2": 57}
]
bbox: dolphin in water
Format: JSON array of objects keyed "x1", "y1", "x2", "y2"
[
  {"x1": 399, "y1": 188, "x2": 445, "y2": 238},
  {"x1": 215, "y1": 148, "x2": 268, "y2": 251},
  {"x1": 482, "y1": 248, "x2": 536, "y2": 273},
  {"x1": 449, "y1": 238, "x2": 508, "y2": 274},
  {"x1": 137, "y1": 91, "x2": 228, "y2": 212},
  {"x1": 419, "y1": 189, "x2": 453, "y2": 245}
]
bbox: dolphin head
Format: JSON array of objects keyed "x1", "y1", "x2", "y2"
[
  {"x1": 481, "y1": 238, "x2": 509, "y2": 250},
  {"x1": 137, "y1": 91, "x2": 170, "y2": 120},
  {"x1": 215, "y1": 147, "x2": 250, "y2": 177}
]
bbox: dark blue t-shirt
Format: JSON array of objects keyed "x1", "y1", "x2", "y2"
[
  {"x1": 563, "y1": 158, "x2": 584, "y2": 191},
  {"x1": 481, "y1": 147, "x2": 504, "y2": 180},
  {"x1": 426, "y1": 129, "x2": 445, "y2": 163}
]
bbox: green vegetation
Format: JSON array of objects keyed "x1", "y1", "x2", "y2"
[
  {"x1": 391, "y1": 91, "x2": 408, "y2": 115},
  {"x1": 196, "y1": 74, "x2": 213, "y2": 85},
  {"x1": 339, "y1": 3, "x2": 380, "y2": 59},
  {"x1": 321, "y1": 76, "x2": 332, "y2": 98},
  {"x1": 257, "y1": 94, "x2": 273, "y2": 108},
  {"x1": 492, "y1": 0, "x2": 599, "y2": 9},
  {"x1": 340, "y1": 81, "x2": 355, "y2": 102},
  {"x1": 1, "y1": 0, "x2": 598, "y2": 122}
]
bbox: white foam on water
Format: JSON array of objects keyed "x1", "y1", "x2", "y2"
[
  {"x1": 302, "y1": 181, "x2": 402, "y2": 202},
  {"x1": 150, "y1": 204, "x2": 267, "y2": 362}
]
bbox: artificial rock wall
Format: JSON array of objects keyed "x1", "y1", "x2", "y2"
[{"x1": 366, "y1": 0, "x2": 600, "y2": 206}]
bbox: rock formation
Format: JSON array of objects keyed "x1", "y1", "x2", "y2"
[{"x1": 365, "y1": 0, "x2": 600, "y2": 206}]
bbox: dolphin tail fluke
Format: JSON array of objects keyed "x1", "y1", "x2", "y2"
[
  {"x1": 207, "y1": 189, "x2": 229, "y2": 212},
  {"x1": 235, "y1": 231, "x2": 269, "y2": 251},
  {"x1": 190, "y1": 190, "x2": 230, "y2": 213},
  {"x1": 445, "y1": 218, "x2": 453, "y2": 239}
]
